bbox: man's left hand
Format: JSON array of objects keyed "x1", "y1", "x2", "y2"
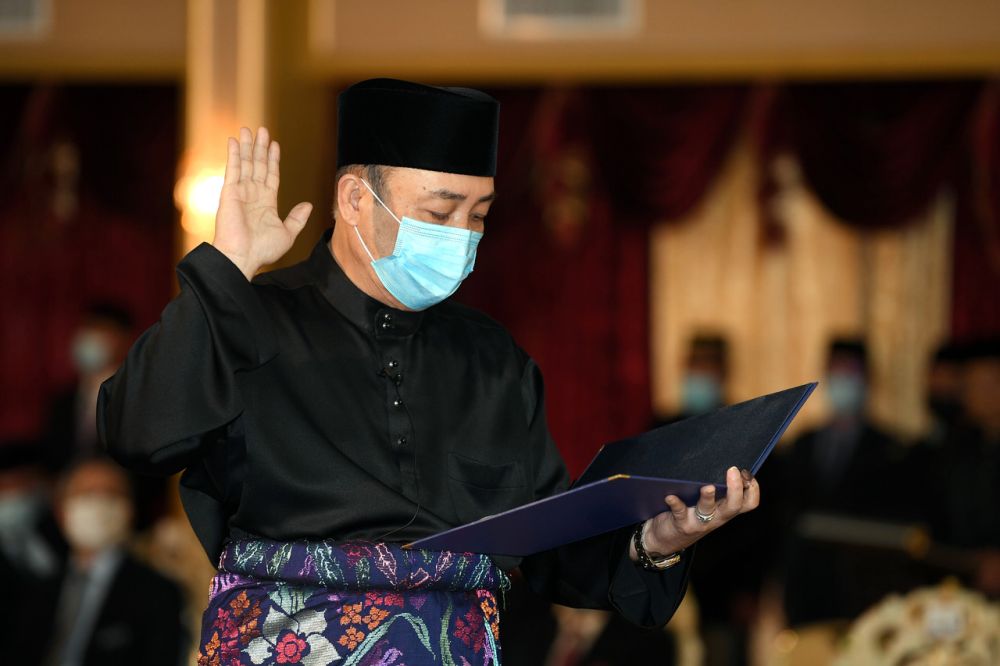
[{"x1": 632, "y1": 466, "x2": 760, "y2": 560}]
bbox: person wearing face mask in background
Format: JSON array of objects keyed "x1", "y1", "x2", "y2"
[
  {"x1": 653, "y1": 334, "x2": 729, "y2": 425},
  {"x1": 43, "y1": 304, "x2": 168, "y2": 530},
  {"x1": 25, "y1": 457, "x2": 187, "y2": 666},
  {"x1": 43, "y1": 303, "x2": 134, "y2": 470},
  {"x1": 0, "y1": 442, "x2": 68, "y2": 642},
  {"x1": 645, "y1": 335, "x2": 758, "y2": 666},
  {"x1": 926, "y1": 340, "x2": 1000, "y2": 598},
  {"x1": 770, "y1": 338, "x2": 918, "y2": 628},
  {"x1": 920, "y1": 342, "x2": 966, "y2": 451}
]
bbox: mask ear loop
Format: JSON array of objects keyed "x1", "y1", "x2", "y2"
[
  {"x1": 353, "y1": 226, "x2": 377, "y2": 263},
  {"x1": 359, "y1": 178, "x2": 401, "y2": 224},
  {"x1": 354, "y1": 178, "x2": 402, "y2": 263}
]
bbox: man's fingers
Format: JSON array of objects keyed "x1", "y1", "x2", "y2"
[
  {"x1": 665, "y1": 495, "x2": 687, "y2": 522},
  {"x1": 284, "y1": 202, "x2": 313, "y2": 238},
  {"x1": 742, "y1": 475, "x2": 760, "y2": 512},
  {"x1": 239, "y1": 127, "x2": 253, "y2": 182},
  {"x1": 224, "y1": 137, "x2": 241, "y2": 185},
  {"x1": 266, "y1": 141, "x2": 281, "y2": 191},
  {"x1": 696, "y1": 485, "x2": 718, "y2": 520},
  {"x1": 720, "y1": 466, "x2": 744, "y2": 518},
  {"x1": 252, "y1": 127, "x2": 270, "y2": 183}
]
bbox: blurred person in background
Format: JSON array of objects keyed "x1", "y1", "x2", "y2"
[
  {"x1": 44, "y1": 303, "x2": 168, "y2": 530},
  {"x1": 44, "y1": 302, "x2": 135, "y2": 468},
  {"x1": 922, "y1": 342, "x2": 966, "y2": 450},
  {"x1": 665, "y1": 334, "x2": 729, "y2": 422},
  {"x1": 0, "y1": 441, "x2": 67, "y2": 636},
  {"x1": 932, "y1": 339, "x2": 1000, "y2": 598},
  {"x1": 31, "y1": 457, "x2": 187, "y2": 666},
  {"x1": 772, "y1": 338, "x2": 916, "y2": 627},
  {"x1": 654, "y1": 334, "x2": 764, "y2": 666}
]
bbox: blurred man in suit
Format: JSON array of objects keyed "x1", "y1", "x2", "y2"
[
  {"x1": 45, "y1": 304, "x2": 168, "y2": 530},
  {"x1": 36, "y1": 457, "x2": 187, "y2": 666},
  {"x1": 775, "y1": 338, "x2": 917, "y2": 626},
  {"x1": 45, "y1": 303, "x2": 134, "y2": 467},
  {"x1": 933, "y1": 340, "x2": 1000, "y2": 597}
]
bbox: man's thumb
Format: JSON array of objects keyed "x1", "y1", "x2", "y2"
[{"x1": 284, "y1": 202, "x2": 313, "y2": 237}]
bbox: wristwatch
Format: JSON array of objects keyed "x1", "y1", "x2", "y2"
[{"x1": 633, "y1": 522, "x2": 683, "y2": 571}]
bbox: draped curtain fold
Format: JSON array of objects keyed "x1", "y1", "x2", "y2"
[
  {"x1": 586, "y1": 86, "x2": 750, "y2": 224},
  {"x1": 953, "y1": 83, "x2": 1000, "y2": 340},
  {"x1": 761, "y1": 81, "x2": 982, "y2": 229}
]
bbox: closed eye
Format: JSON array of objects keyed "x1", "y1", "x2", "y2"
[{"x1": 426, "y1": 211, "x2": 450, "y2": 222}]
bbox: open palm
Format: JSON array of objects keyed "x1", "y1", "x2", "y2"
[{"x1": 213, "y1": 126, "x2": 313, "y2": 280}]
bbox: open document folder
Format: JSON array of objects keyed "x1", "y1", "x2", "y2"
[{"x1": 405, "y1": 382, "x2": 817, "y2": 557}]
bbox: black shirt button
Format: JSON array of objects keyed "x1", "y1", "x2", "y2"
[
  {"x1": 387, "y1": 359, "x2": 399, "y2": 369},
  {"x1": 392, "y1": 398, "x2": 404, "y2": 408},
  {"x1": 396, "y1": 436, "x2": 407, "y2": 447},
  {"x1": 380, "y1": 321, "x2": 392, "y2": 330},
  {"x1": 382, "y1": 312, "x2": 393, "y2": 322}
]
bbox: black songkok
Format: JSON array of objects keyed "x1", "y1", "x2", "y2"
[{"x1": 337, "y1": 78, "x2": 500, "y2": 177}]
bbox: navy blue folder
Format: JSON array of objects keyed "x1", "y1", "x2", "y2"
[{"x1": 406, "y1": 382, "x2": 817, "y2": 556}]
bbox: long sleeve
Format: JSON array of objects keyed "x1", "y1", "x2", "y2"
[
  {"x1": 517, "y1": 358, "x2": 692, "y2": 628},
  {"x1": 97, "y1": 243, "x2": 277, "y2": 476}
]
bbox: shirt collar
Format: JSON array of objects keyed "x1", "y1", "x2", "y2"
[{"x1": 310, "y1": 229, "x2": 424, "y2": 336}]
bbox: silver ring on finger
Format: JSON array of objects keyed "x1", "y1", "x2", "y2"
[{"x1": 695, "y1": 507, "x2": 717, "y2": 524}]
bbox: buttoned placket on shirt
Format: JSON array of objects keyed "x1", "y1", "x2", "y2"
[
  {"x1": 374, "y1": 307, "x2": 419, "y2": 502},
  {"x1": 314, "y1": 240, "x2": 425, "y2": 506}
]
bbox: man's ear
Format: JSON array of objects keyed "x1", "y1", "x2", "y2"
[{"x1": 336, "y1": 173, "x2": 364, "y2": 228}]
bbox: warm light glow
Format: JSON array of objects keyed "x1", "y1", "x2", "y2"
[
  {"x1": 175, "y1": 167, "x2": 225, "y2": 250},
  {"x1": 175, "y1": 170, "x2": 225, "y2": 217}
]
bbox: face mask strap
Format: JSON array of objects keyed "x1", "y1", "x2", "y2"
[
  {"x1": 353, "y1": 178, "x2": 401, "y2": 263},
  {"x1": 359, "y1": 178, "x2": 401, "y2": 225},
  {"x1": 353, "y1": 225, "x2": 377, "y2": 263}
]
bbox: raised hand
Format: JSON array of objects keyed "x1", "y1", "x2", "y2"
[{"x1": 212, "y1": 127, "x2": 313, "y2": 280}]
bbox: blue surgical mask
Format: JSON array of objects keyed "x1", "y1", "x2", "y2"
[
  {"x1": 0, "y1": 491, "x2": 43, "y2": 533},
  {"x1": 72, "y1": 331, "x2": 112, "y2": 374},
  {"x1": 354, "y1": 179, "x2": 482, "y2": 310},
  {"x1": 826, "y1": 373, "x2": 866, "y2": 416},
  {"x1": 682, "y1": 373, "x2": 722, "y2": 415}
]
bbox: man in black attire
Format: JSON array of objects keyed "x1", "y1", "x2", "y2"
[
  {"x1": 98, "y1": 79, "x2": 761, "y2": 657},
  {"x1": 931, "y1": 340, "x2": 1000, "y2": 597},
  {"x1": 773, "y1": 339, "x2": 915, "y2": 626}
]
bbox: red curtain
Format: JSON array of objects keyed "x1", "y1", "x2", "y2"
[
  {"x1": 587, "y1": 85, "x2": 749, "y2": 223},
  {"x1": 0, "y1": 85, "x2": 178, "y2": 441},
  {"x1": 761, "y1": 81, "x2": 982, "y2": 229},
  {"x1": 755, "y1": 80, "x2": 999, "y2": 339},
  {"x1": 953, "y1": 83, "x2": 1000, "y2": 340}
]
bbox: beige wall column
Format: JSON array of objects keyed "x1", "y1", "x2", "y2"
[{"x1": 177, "y1": 0, "x2": 269, "y2": 255}]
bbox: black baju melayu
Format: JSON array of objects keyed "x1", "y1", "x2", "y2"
[{"x1": 98, "y1": 231, "x2": 688, "y2": 659}]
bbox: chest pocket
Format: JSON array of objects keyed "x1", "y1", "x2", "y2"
[{"x1": 447, "y1": 451, "x2": 529, "y2": 524}]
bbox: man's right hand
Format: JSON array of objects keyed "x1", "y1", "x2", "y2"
[{"x1": 213, "y1": 126, "x2": 313, "y2": 280}]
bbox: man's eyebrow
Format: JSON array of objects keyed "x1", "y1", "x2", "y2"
[{"x1": 427, "y1": 189, "x2": 497, "y2": 204}]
